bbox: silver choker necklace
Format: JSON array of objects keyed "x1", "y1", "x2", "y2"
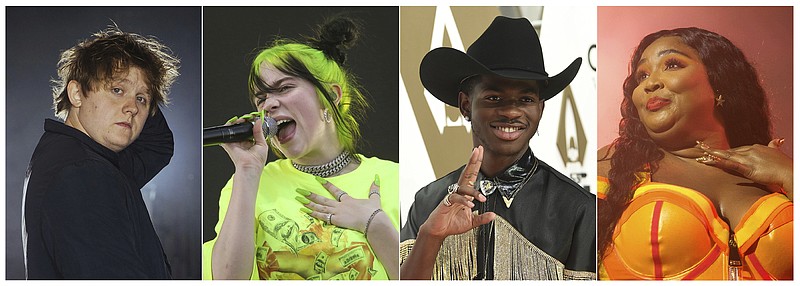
[{"x1": 292, "y1": 150, "x2": 354, "y2": 178}]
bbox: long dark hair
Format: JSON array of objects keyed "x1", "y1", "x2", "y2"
[{"x1": 598, "y1": 27, "x2": 773, "y2": 260}]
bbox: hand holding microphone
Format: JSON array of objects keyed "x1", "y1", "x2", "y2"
[
  {"x1": 208, "y1": 112, "x2": 275, "y2": 171},
  {"x1": 203, "y1": 115, "x2": 278, "y2": 146}
]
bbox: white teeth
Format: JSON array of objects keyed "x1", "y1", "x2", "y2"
[
  {"x1": 276, "y1": 119, "x2": 292, "y2": 125},
  {"x1": 494, "y1": 126, "x2": 521, "y2": 133}
]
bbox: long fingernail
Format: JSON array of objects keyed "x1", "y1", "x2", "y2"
[
  {"x1": 295, "y1": 188, "x2": 311, "y2": 196},
  {"x1": 226, "y1": 116, "x2": 239, "y2": 124},
  {"x1": 314, "y1": 176, "x2": 328, "y2": 185},
  {"x1": 295, "y1": 196, "x2": 310, "y2": 204},
  {"x1": 300, "y1": 207, "x2": 312, "y2": 214},
  {"x1": 374, "y1": 174, "x2": 380, "y2": 187},
  {"x1": 696, "y1": 140, "x2": 710, "y2": 150}
]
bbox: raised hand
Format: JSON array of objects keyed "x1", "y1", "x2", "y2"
[
  {"x1": 419, "y1": 145, "x2": 496, "y2": 241},
  {"x1": 219, "y1": 111, "x2": 270, "y2": 173}
]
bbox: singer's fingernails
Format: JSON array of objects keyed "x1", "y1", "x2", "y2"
[
  {"x1": 226, "y1": 116, "x2": 239, "y2": 124},
  {"x1": 374, "y1": 174, "x2": 380, "y2": 187},
  {"x1": 300, "y1": 207, "x2": 313, "y2": 214},
  {"x1": 295, "y1": 196, "x2": 310, "y2": 204},
  {"x1": 696, "y1": 155, "x2": 713, "y2": 164},
  {"x1": 696, "y1": 152, "x2": 720, "y2": 164},
  {"x1": 295, "y1": 188, "x2": 311, "y2": 196},
  {"x1": 314, "y1": 176, "x2": 328, "y2": 185}
]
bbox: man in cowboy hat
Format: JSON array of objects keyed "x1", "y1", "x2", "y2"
[{"x1": 399, "y1": 16, "x2": 596, "y2": 280}]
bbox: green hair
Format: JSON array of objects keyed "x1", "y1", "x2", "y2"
[{"x1": 248, "y1": 41, "x2": 368, "y2": 158}]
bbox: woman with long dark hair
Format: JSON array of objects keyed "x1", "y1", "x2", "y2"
[
  {"x1": 202, "y1": 17, "x2": 399, "y2": 280},
  {"x1": 598, "y1": 27, "x2": 792, "y2": 280}
]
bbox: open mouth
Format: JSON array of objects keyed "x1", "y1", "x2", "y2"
[
  {"x1": 490, "y1": 124, "x2": 526, "y2": 141},
  {"x1": 494, "y1": 126, "x2": 522, "y2": 133},
  {"x1": 275, "y1": 119, "x2": 296, "y2": 143}
]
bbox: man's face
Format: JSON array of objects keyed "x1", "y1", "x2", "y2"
[
  {"x1": 459, "y1": 75, "x2": 544, "y2": 159},
  {"x1": 66, "y1": 67, "x2": 152, "y2": 152}
]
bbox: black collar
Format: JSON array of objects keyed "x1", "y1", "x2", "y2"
[
  {"x1": 44, "y1": 119, "x2": 120, "y2": 165},
  {"x1": 479, "y1": 148, "x2": 537, "y2": 198}
]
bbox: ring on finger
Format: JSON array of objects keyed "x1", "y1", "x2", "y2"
[
  {"x1": 327, "y1": 213, "x2": 333, "y2": 224},
  {"x1": 369, "y1": 189, "x2": 380, "y2": 197},
  {"x1": 442, "y1": 193, "x2": 453, "y2": 207},
  {"x1": 336, "y1": 192, "x2": 346, "y2": 202},
  {"x1": 447, "y1": 183, "x2": 459, "y2": 195}
]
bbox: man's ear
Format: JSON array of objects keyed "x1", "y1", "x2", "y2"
[
  {"x1": 330, "y1": 84, "x2": 343, "y2": 106},
  {"x1": 67, "y1": 80, "x2": 83, "y2": 108},
  {"x1": 458, "y1": 91, "x2": 471, "y2": 120}
]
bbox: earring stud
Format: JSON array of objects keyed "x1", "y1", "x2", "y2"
[{"x1": 715, "y1": 94, "x2": 725, "y2": 107}]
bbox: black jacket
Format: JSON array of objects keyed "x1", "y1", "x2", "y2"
[{"x1": 23, "y1": 109, "x2": 174, "y2": 279}]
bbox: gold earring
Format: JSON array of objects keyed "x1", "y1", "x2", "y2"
[{"x1": 715, "y1": 94, "x2": 725, "y2": 107}]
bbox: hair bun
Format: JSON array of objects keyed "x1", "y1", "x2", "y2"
[{"x1": 309, "y1": 17, "x2": 361, "y2": 65}]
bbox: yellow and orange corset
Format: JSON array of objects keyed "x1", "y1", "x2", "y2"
[{"x1": 598, "y1": 176, "x2": 792, "y2": 280}]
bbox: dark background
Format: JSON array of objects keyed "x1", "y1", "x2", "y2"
[
  {"x1": 6, "y1": 7, "x2": 202, "y2": 279},
  {"x1": 202, "y1": 7, "x2": 399, "y2": 243}
]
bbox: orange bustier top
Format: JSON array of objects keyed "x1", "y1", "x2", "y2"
[{"x1": 598, "y1": 175, "x2": 793, "y2": 280}]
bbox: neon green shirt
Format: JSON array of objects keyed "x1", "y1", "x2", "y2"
[{"x1": 203, "y1": 155, "x2": 399, "y2": 280}]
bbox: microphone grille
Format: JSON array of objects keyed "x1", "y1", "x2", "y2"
[{"x1": 261, "y1": 117, "x2": 278, "y2": 138}]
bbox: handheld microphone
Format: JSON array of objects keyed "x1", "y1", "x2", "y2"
[{"x1": 203, "y1": 117, "x2": 278, "y2": 147}]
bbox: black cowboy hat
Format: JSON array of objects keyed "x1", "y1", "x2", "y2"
[{"x1": 420, "y1": 16, "x2": 582, "y2": 107}]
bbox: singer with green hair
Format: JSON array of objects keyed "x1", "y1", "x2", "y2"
[{"x1": 203, "y1": 16, "x2": 399, "y2": 280}]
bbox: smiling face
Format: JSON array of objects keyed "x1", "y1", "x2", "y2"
[
  {"x1": 460, "y1": 75, "x2": 543, "y2": 162},
  {"x1": 631, "y1": 36, "x2": 725, "y2": 148},
  {"x1": 254, "y1": 63, "x2": 337, "y2": 162},
  {"x1": 65, "y1": 66, "x2": 151, "y2": 152}
]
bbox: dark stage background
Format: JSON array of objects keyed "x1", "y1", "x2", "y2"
[
  {"x1": 202, "y1": 7, "x2": 399, "y2": 243},
  {"x1": 6, "y1": 7, "x2": 202, "y2": 279}
]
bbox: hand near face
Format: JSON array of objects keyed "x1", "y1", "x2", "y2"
[
  {"x1": 220, "y1": 112, "x2": 270, "y2": 174},
  {"x1": 696, "y1": 139, "x2": 793, "y2": 198},
  {"x1": 297, "y1": 175, "x2": 384, "y2": 233},
  {"x1": 419, "y1": 146, "x2": 495, "y2": 241}
]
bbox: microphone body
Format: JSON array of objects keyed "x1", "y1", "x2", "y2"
[{"x1": 203, "y1": 117, "x2": 278, "y2": 146}]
